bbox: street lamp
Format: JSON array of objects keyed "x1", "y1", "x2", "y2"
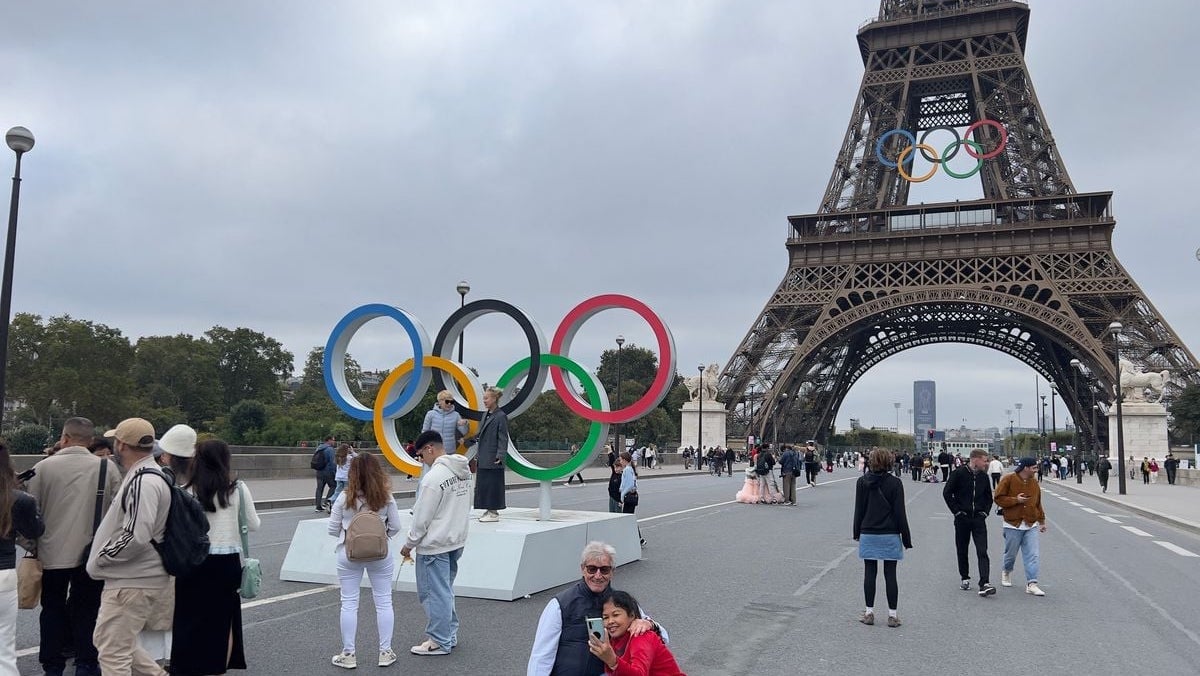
[
  {"x1": 1015, "y1": 402, "x2": 1022, "y2": 430},
  {"x1": 1040, "y1": 395, "x2": 1047, "y2": 459},
  {"x1": 615, "y1": 335, "x2": 624, "y2": 452},
  {"x1": 1050, "y1": 383, "x2": 1058, "y2": 461},
  {"x1": 696, "y1": 364, "x2": 704, "y2": 470},
  {"x1": 455, "y1": 281, "x2": 470, "y2": 363},
  {"x1": 1070, "y1": 359, "x2": 1084, "y2": 483},
  {"x1": 1009, "y1": 419, "x2": 1015, "y2": 456},
  {"x1": 893, "y1": 402, "x2": 901, "y2": 434},
  {"x1": 1108, "y1": 321, "x2": 1127, "y2": 495},
  {"x1": 0, "y1": 126, "x2": 34, "y2": 415}
]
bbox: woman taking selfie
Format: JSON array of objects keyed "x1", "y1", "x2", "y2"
[{"x1": 588, "y1": 590, "x2": 684, "y2": 675}]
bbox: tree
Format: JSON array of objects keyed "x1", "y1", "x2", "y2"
[
  {"x1": 596, "y1": 345, "x2": 660, "y2": 400},
  {"x1": 206, "y1": 326, "x2": 294, "y2": 408},
  {"x1": 6, "y1": 314, "x2": 134, "y2": 425},
  {"x1": 1169, "y1": 384, "x2": 1200, "y2": 444},
  {"x1": 131, "y1": 334, "x2": 223, "y2": 426},
  {"x1": 293, "y1": 346, "x2": 363, "y2": 406},
  {"x1": 8, "y1": 424, "x2": 51, "y2": 454},
  {"x1": 229, "y1": 400, "x2": 269, "y2": 443},
  {"x1": 509, "y1": 390, "x2": 591, "y2": 447}
]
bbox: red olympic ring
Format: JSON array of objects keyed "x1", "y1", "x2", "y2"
[
  {"x1": 962, "y1": 119, "x2": 1008, "y2": 160},
  {"x1": 549, "y1": 294, "x2": 677, "y2": 425}
]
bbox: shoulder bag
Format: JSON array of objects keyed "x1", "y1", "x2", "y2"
[{"x1": 237, "y1": 482, "x2": 262, "y2": 599}]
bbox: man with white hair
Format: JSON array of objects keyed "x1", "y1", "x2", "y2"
[{"x1": 526, "y1": 542, "x2": 667, "y2": 675}]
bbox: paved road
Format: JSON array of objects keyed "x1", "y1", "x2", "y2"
[{"x1": 18, "y1": 468, "x2": 1200, "y2": 674}]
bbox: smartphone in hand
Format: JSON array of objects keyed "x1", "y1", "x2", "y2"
[{"x1": 586, "y1": 617, "x2": 606, "y2": 642}]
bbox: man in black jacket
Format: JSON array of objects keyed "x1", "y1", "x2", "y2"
[{"x1": 943, "y1": 448, "x2": 996, "y2": 597}]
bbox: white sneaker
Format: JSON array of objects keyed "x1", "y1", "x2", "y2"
[
  {"x1": 378, "y1": 648, "x2": 397, "y2": 667},
  {"x1": 1026, "y1": 582, "x2": 1045, "y2": 597},
  {"x1": 332, "y1": 651, "x2": 356, "y2": 669},
  {"x1": 1001, "y1": 571, "x2": 1012, "y2": 587},
  {"x1": 410, "y1": 640, "x2": 449, "y2": 656},
  {"x1": 478, "y1": 511, "x2": 499, "y2": 523}
]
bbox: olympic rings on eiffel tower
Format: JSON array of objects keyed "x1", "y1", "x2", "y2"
[
  {"x1": 322, "y1": 294, "x2": 676, "y2": 480},
  {"x1": 875, "y1": 119, "x2": 1008, "y2": 182}
]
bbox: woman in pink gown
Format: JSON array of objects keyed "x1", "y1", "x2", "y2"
[{"x1": 735, "y1": 466, "x2": 760, "y2": 503}]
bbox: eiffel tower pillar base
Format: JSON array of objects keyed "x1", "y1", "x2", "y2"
[
  {"x1": 1107, "y1": 404, "x2": 1169, "y2": 466},
  {"x1": 680, "y1": 401, "x2": 727, "y2": 451}
]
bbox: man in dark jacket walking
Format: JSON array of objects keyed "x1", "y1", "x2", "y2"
[
  {"x1": 943, "y1": 449, "x2": 996, "y2": 597},
  {"x1": 313, "y1": 435, "x2": 336, "y2": 512},
  {"x1": 1097, "y1": 456, "x2": 1113, "y2": 492}
]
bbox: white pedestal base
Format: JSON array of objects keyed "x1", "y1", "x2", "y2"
[
  {"x1": 680, "y1": 400, "x2": 727, "y2": 449},
  {"x1": 280, "y1": 508, "x2": 641, "y2": 601},
  {"x1": 1108, "y1": 402, "x2": 1170, "y2": 460}
]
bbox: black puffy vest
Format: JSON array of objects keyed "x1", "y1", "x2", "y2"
[{"x1": 550, "y1": 580, "x2": 610, "y2": 676}]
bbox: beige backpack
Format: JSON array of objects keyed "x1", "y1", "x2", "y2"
[{"x1": 345, "y1": 507, "x2": 388, "y2": 562}]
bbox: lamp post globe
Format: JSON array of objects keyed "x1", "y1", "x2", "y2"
[
  {"x1": 455, "y1": 281, "x2": 469, "y2": 363},
  {"x1": 5, "y1": 127, "x2": 33, "y2": 154}
]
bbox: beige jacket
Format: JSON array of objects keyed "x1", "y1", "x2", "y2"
[
  {"x1": 27, "y1": 446, "x2": 122, "y2": 570},
  {"x1": 85, "y1": 455, "x2": 170, "y2": 589}
]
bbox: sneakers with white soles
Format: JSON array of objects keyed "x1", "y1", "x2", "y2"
[
  {"x1": 411, "y1": 640, "x2": 449, "y2": 656},
  {"x1": 378, "y1": 648, "x2": 397, "y2": 667},
  {"x1": 1001, "y1": 571, "x2": 1012, "y2": 587},
  {"x1": 332, "y1": 652, "x2": 356, "y2": 669}
]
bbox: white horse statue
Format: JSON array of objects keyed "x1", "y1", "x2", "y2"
[
  {"x1": 684, "y1": 363, "x2": 721, "y2": 402},
  {"x1": 1119, "y1": 358, "x2": 1169, "y2": 403}
]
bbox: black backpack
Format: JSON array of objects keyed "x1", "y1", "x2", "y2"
[
  {"x1": 124, "y1": 469, "x2": 211, "y2": 577},
  {"x1": 310, "y1": 446, "x2": 328, "y2": 471}
]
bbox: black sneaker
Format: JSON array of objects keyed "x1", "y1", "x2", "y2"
[{"x1": 979, "y1": 583, "x2": 997, "y2": 597}]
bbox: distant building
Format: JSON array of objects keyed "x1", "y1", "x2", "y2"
[{"x1": 913, "y1": 380, "x2": 936, "y2": 440}]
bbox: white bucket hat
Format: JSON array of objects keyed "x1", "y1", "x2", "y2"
[{"x1": 159, "y1": 424, "x2": 198, "y2": 458}]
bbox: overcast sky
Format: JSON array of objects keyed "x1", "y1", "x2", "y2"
[{"x1": 3, "y1": 1, "x2": 1197, "y2": 435}]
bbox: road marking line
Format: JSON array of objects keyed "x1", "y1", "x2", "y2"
[
  {"x1": 793, "y1": 546, "x2": 856, "y2": 597},
  {"x1": 1068, "y1": 501, "x2": 1083, "y2": 506},
  {"x1": 1154, "y1": 541, "x2": 1200, "y2": 557},
  {"x1": 241, "y1": 585, "x2": 340, "y2": 609},
  {"x1": 1122, "y1": 526, "x2": 1152, "y2": 537},
  {"x1": 1097, "y1": 515, "x2": 1121, "y2": 523},
  {"x1": 1080, "y1": 507, "x2": 1099, "y2": 514},
  {"x1": 637, "y1": 475, "x2": 858, "y2": 524}
]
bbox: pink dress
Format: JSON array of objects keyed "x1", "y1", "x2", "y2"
[{"x1": 736, "y1": 467, "x2": 760, "y2": 503}]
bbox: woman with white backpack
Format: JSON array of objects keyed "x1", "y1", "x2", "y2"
[{"x1": 327, "y1": 452, "x2": 402, "y2": 669}]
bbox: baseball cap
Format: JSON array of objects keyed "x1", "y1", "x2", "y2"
[
  {"x1": 1016, "y1": 457, "x2": 1037, "y2": 470},
  {"x1": 159, "y1": 424, "x2": 198, "y2": 458},
  {"x1": 104, "y1": 418, "x2": 156, "y2": 450}
]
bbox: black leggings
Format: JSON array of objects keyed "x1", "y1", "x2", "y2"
[{"x1": 863, "y1": 559, "x2": 898, "y2": 610}]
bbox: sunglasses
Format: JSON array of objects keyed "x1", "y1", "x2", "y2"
[
  {"x1": 583, "y1": 565, "x2": 613, "y2": 576},
  {"x1": 440, "y1": 400, "x2": 454, "y2": 405}
]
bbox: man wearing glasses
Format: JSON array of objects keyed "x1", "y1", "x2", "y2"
[{"x1": 526, "y1": 541, "x2": 667, "y2": 675}]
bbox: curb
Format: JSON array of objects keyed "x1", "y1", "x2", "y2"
[
  {"x1": 1051, "y1": 480, "x2": 1200, "y2": 537},
  {"x1": 253, "y1": 467, "x2": 704, "y2": 511}
]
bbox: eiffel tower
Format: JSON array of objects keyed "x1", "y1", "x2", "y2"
[{"x1": 719, "y1": 0, "x2": 1199, "y2": 447}]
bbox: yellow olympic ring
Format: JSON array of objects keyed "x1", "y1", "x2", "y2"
[
  {"x1": 896, "y1": 144, "x2": 939, "y2": 183},
  {"x1": 373, "y1": 356, "x2": 481, "y2": 477}
]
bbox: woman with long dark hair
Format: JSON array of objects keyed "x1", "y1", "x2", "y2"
[
  {"x1": 852, "y1": 448, "x2": 912, "y2": 628},
  {"x1": 171, "y1": 439, "x2": 260, "y2": 674},
  {"x1": 0, "y1": 441, "x2": 44, "y2": 674},
  {"x1": 588, "y1": 590, "x2": 684, "y2": 675},
  {"x1": 327, "y1": 452, "x2": 401, "y2": 668}
]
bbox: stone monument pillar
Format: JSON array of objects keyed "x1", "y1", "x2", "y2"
[
  {"x1": 680, "y1": 363, "x2": 727, "y2": 449},
  {"x1": 1106, "y1": 360, "x2": 1171, "y2": 462}
]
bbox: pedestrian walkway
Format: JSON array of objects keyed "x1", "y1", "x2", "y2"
[
  {"x1": 1044, "y1": 472, "x2": 1200, "y2": 535},
  {"x1": 250, "y1": 462, "x2": 726, "y2": 509}
]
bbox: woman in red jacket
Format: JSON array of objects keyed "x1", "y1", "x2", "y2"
[{"x1": 588, "y1": 590, "x2": 685, "y2": 675}]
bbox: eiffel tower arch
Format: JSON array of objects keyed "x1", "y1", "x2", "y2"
[{"x1": 720, "y1": 0, "x2": 1200, "y2": 446}]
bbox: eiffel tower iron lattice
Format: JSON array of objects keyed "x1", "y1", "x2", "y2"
[{"x1": 719, "y1": 0, "x2": 1199, "y2": 446}]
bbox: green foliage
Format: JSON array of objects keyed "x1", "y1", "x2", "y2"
[
  {"x1": 229, "y1": 400, "x2": 269, "y2": 443},
  {"x1": 131, "y1": 334, "x2": 222, "y2": 426},
  {"x1": 1169, "y1": 384, "x2": 1200, "y2": 443},
  {"x1": 7, "y1": 423, "x2": 51, "y2": 454},
  {"x1": 206, "y1": 326, "x2": 294, "y2": 408},
  {"x1": 510, "y1": 390, "x2": 591, "y2": 445}
]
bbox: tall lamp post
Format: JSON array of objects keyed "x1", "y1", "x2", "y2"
[
  {"x1": 1015, "y1": 402, "x2": 1022, "y2": 431},
  {"x1": 893, "y1": 402, "x2": 901, "y2": 434},
  {"x1": 614, "y1": 335, "x2": 624, "y2": 452},
  {"x1": 696, "y1": 364, "x2": 704, "y2": 471},
  {"x1": 1005, "y1": 409, "x2": 1012, "y2": 454},
  {"x1": 1009, "y1": 419, "x2": 1015, "y2": 456},
  {"x1": 1108, "y1": 322, "x2": 1127, "y2": 495},
  {"x1": 1070, "y1": 359, "x2": 1084, "y2": 483},
  {"x1": 0, "y1": 126, "x2": 34, "y2": 419},
  {"x1": 1050, "y1": 383, "x2": 1058, "y2": 460},
  {"x1": 455, "y1": 281, "x2": 470, "y2": 363},
  {"x1": 1040, "y1": 395, "x2": 1047, "y2": 459}
]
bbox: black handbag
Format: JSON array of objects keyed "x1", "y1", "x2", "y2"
[{"x1": 623, "y1": 490, "x2": 639, "y2": 509}]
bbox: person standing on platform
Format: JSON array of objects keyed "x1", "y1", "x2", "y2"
[
  {"x1": 943, "y1": 449, "x2": 996, "y2": 597},
  {"x1": 402, "y1": 431, "x2": 472, "y2": 658},
  {"x1": 468, "y1": 387, "x2": 510, "y2": 523},
  {"x1": 421, "y1": 391, "x2": 468, "y2": 496}
]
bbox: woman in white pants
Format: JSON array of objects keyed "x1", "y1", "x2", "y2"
[
  {"x1": 0, "y1": 442, "x2": 44, "y2": 676},
  {"x1": 327, "y1": 453, "x2": 402, "y2": 669}
]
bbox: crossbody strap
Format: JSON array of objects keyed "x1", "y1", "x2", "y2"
[
  {"x1": 237, "y1": 481, "x2": 250, "y2": 557},
  {"x1": 92, "y1": 459, "x2": 108, "y2": 535}
]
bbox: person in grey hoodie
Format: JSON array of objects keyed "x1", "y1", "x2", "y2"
[{"x1": 401, "y1": 430, "x2": 473, "y2": 656}]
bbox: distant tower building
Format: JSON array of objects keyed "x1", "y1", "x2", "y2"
[{"x1": 913, "y1": 381, "x2": 936, "y2": 441}]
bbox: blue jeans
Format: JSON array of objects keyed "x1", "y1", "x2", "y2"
[
  {"x1": 330, "y1": 480, "x2": 347, "y2": 505},
  {"x1": 415, "y1": 548, "x2": 463, "y2": 650},
  {"x1": 1002, "y1": 526, "x2": 1040, "y2": 584}
]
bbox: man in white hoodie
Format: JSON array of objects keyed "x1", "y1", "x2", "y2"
[{"x1": 401, "y1": 430, "x2": 472, "y2": 657}]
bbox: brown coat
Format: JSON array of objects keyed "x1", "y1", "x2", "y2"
[{"x1": 993, "y1": 471, "x2": 1046, "y2": 528}]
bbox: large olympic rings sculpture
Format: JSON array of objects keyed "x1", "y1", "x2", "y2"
[
  {"x1": 322, "y1": 294, "x2": 676, "y2": 482},
  {"x1": 874, "y1": 119, "x2": 1008, "y2": 183}
]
